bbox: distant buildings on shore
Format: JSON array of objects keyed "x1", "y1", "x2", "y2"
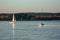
[{"x1": 0, "y1": 12, "x2": 60, "y2": 21}]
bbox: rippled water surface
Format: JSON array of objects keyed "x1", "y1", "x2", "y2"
[{"x1": 0, "y1": 21, "x2": 60, "y2": 40}]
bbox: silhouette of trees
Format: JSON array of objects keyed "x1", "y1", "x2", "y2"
[{"x1": 0, "y1": 13, "x2": 60, "y2": 21}]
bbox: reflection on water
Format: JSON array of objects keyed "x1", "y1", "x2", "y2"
[
  {"x1": 11, "y1": 22, "x2": 15, "y2": 40},
  {"x1": 13, "y1": 29, "x2": 14, "y2": 40},
  {"x1": 12, "y1": 23, "x2": 15, "y2": 29},
  {"x1": 0, "y1": 21, "x2": 60, "y2": 40}
]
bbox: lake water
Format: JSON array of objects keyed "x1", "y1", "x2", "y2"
[{"x1": 0, "y1": 21, "x2": 60, "y2": 40}]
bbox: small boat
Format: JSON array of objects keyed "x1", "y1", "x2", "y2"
[
  {"x1": 9, "y1": 14, "x2": 16, "y2": 29},
  {"x1": 10, "y1": 14, "x2": 15, "y2": 24},
  {"x1": 41, "y1": 23, "x2": 44, "y2": 25},
  {"x1": 38, "y1": 23, "x2": 44, "y2": 27},
  {"x1": 12, "y1": 14, "x2": 15, "y2": 24}
]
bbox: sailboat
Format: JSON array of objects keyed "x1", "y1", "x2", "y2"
[
  {"x1": 12, "y1": 14, "x2": 15, "y2": 24},
  {"x1": 10, "y1": 14, "x2": 16, "y2": 29},
  {"x1": 10, "y1": 14, "x2": 15, "y2": 23}
]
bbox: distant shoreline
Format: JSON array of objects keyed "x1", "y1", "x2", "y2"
[{"x1": 0, "y1": 12, "x2": 60, "y2": 21}]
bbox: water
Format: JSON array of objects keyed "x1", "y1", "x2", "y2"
[{"x1": 0, "y1": 21, "x2": 60, "y2": 40}]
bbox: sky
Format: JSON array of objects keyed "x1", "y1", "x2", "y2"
[{"x1": 0, "y1": 0, "x2": 60, "y2": 13}]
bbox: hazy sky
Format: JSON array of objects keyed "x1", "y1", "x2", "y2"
[{"x1": 0, "y1": 0, "x2": 60, "y2": 13}]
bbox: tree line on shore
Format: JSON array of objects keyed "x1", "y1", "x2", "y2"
[{"x1": 0, "y1": 12, "x2": 60, "y2": 21}]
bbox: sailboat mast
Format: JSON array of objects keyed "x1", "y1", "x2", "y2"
[{"x1": 12, "y1": 14, "x2": 14, "y2": 21}]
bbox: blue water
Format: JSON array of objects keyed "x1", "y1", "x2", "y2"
[{"x1": 0, "y1": 21, "x2": 60, "y2": 40}]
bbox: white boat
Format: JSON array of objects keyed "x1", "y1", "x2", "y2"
[
  {"x1": 10, "y1": 14, "x2": 16, "y2": 29},
  {"x1": 10, "y1": 14, "x2": 15, "y2": 23}
]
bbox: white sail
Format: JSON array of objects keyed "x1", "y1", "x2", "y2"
[
  {"x1": 9, "y1": 14, "x2": 16, "y2": 29},
  {"x1": 12, "y1": 14, "x2": 14, "y2": 22},
  {"x1": 12, "y1": 14, "x2": 15, "y2": 29}
]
